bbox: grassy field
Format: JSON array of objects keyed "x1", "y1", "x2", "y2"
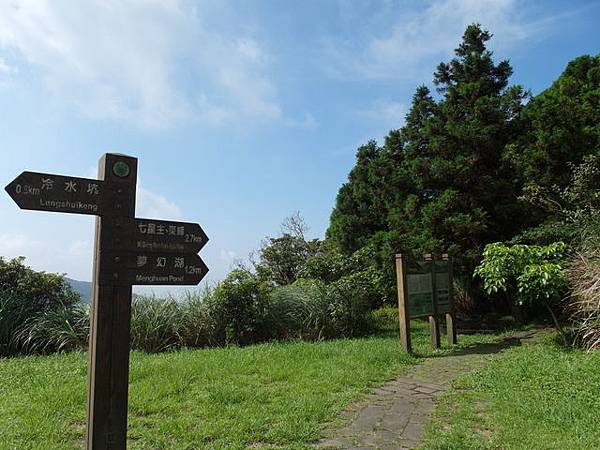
[
  {"x1": 422, "y1": 332, "x2": 600, "y2": 450},
  {"x1": 0, "y1": 321, "x2": 500, "y2": 450}
]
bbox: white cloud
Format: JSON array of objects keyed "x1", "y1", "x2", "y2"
[
  {"x1": 0, "y1": 57, "x2": 16, "y2": 76},
  {"x1": 324, "y1": 0, "x2": 553, "y2": 80},
  {"x1": 284, "y1": 112, "x2": 319, "y2": 130},
  {"x1": 0, "y1": 0, "x2": 281, "y2": 128},
  {"x1": 360, "y1": 100, "x2": 406, "y2": 127},
  {"x1": 67, "y1": 240, "x2": 92, "y2": 258},
  {"x1": 0, "y1": 232, "x2": 40, "y2": 256},
  {"x1": 219, "y1": 249, "x2": 237, "y2": 262},
  {"x1": 136, "y1": 185, "x2": 183, "y2": 220}
]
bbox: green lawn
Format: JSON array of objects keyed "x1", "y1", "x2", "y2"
[
  {"x1": 0, "y1": 321, "x2": 498, "y2": 450},
  {"x1": 422, "y1": 333, "x2": 600, "y2": 450}
]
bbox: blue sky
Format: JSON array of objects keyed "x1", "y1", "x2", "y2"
[{"x1": 1, "y1": 0, "x2": 599, "y2": 294}]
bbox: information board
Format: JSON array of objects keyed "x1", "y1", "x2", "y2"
[
  {"x1": 395, "y1": 253, "x2": 457, "y2": 352},
  {"x1": 406, "y1": 259, "x2": 433, "y2": 318}
]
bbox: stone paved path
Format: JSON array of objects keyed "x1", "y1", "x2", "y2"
[{"x1": 318, "y1": 331, "x2": 543, "y2": 450}]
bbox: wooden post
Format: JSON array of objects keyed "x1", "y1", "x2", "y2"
[
  {"x1": 445, "y1": 255, "x2": 457, "y2": 345},
  {"x1": 87, "y1": 154, "x2": 137, "y2": 450},
  {"x1": 395, "y1": 254, "x2": 411, "y2": 353},
  {"x1": 6, "y1": 153, "x2": 209, "y2": 449},
  {"x1": 428, "y1": 254, "x2": 440, "y2": 349}
]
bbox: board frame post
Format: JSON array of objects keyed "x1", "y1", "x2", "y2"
[
  {"x1": 395, "y1": 254, "x2": 412, "y2": 353},
  {"x1": 445, "y1": 254, "x2": 457, "y2": 345},
  {"x1": 87, "y1": 153, "x2": 137, "y2": 450},
  {"x1": 427, "y1": 254, "x2": 441, "y2": 349}
]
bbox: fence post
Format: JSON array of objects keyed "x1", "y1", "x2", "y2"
[{"x1": 395, "y1": 254, "x2": 412, "y2": 353}]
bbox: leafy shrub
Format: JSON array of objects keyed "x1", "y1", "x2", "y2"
[
  {"x1": 371, "y1": 306, "x2": 399, "y2": 331},
  {"x1": 0, "y1": 257, "x2": 80, "y2": 309},
  {"x1": 0, "y1": 257, "x2": 81, "y2": 356},
  {"x1": 325, "y1": 273, "x2": 374, "y2": 337},
  {"x1": 474, "y1": 242, "x2": 569, "y2": 305},
  {"x1": 299, "y1": 246, "x2": 386, "y2": 308},
  {"x1": 474, "y1": 242, "x2": 569, "y2": 341},
  {"x1": 214, "y1": 270, "x2": 272, "y2": 345}
]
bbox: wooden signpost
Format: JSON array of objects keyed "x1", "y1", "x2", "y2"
[
  {"x1": 5, "y1": 153, "x2": 209, "y2": 450},
  {"x1": 395, "y1": 253, "x2": 456, "y2": 353}
]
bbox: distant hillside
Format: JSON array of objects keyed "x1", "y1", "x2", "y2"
[{"x1": 66, "y1": 278, "x2": 92, "y2": 304}]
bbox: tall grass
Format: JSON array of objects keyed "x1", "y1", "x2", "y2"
[
  {"x1": 130, "y1": 296, "x2": 183, "y2": 353},
  {"x1": 0, "y1": 292, "x2": 33, "y2": 356},
  {"x1": 2, "y1": 277, "x2": 377, "y2": 357},
  {"x1": 566, "y1": 249, "x2": 600, "y2": 350},
  {"x1": 15, "y1": 303, "x2": 89, "y2": 354}
]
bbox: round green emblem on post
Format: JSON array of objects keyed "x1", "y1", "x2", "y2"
[{"x1": 113, "y1": 161, "x2": 130, "y2": 178}]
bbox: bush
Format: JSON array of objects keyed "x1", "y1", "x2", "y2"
[
  {"x1": 474, "y1": 242, "x2": 569, "y2": 305},
  {"x1": 0, "y1": 257, "x2": 81, "y2": 357},
  {"x1": 1, "y1": 259, "x2": 380, "y2": 358},
  {"x1": 214, "y1": 270, "x2": 272, "y2": 345},
  {"x1": 263, "y1": 283, "x2": 308, "y2": 339},
  {"x1": 299, "y1": 246, "x2": 386, "y2": 308},
  {"x1": 0, "y1": 291, "x2": 32, "y2": 356},
  {"x1": 474, "y1": 242, "x2": 570, "y2": 342},
  {"x1": 269, "y1": 277, "x2": 374, "y2": 340},
  {"x1": 371, "y1": 306, "x2": 399, "y2": 331},
  {"x1": 325, "y1": 273, "x2": 374, "y2": 337}
]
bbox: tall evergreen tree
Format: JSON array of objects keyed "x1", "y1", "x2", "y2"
[
  {"x1": 328, "y1": 24, "x2": 528, "y2": 280},
  {"x1": 403, "y1": 24, "x2": 528, "y2": 267},
  {"x1": 509, "y1": 54, "x2": 600, "y2": 189},
  {"x1": 327, "y1": 140, "x2": 388, "y2": 253}
]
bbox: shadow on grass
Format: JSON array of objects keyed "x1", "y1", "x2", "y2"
[
  {"x1": 442, "y1": 335, "x2": 523, "y2": 357},
  {"x1": 412, "y1": 327, "x2": 550, "y2": 359}
]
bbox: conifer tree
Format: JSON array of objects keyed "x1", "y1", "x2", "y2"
[
  {"x1": 403, "y1": 24, "x2": 528, "y2": 266},
  {"x1": 328, "y1": 24, "x2": 528, "y2": 284},
  {"x1": 509, "y1": 54, "x2": 600, "y2": 189}
]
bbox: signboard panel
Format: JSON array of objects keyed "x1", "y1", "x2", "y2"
[
  {"x1": 102, "y1": 252, "x2": 208, "y2": 285},
  {"x1": 100, "y1": 217, "x2": 208, "y2": 253},
  {"x1": 404, "y1": 257, "x2": 452, "y2": 318},
  {"x1": 5, "y1": 171, "x2": 105, "y2": 215},
  {"x1": 406, "y1": 259, "x2": 433, "y2": 318},
  {"x1": 407, "y1": 273, "x2": 433, "y2": 317}
]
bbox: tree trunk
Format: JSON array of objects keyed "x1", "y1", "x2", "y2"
[
  {"x1": 510, "y1": 301, "x2": 524, "y2": 327},
  {"x1": 545, "y1": 302, "x2": 567, "y2": 346}
]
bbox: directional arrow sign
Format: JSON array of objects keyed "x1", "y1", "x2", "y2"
[
  {"x1": 101, "y1": 217, "x2": 208, "y2": 253},
  {"x1": 5, "y1": 171, "x2": 105, "y2": 216},
  {"x1": 5, "y1": 154, "x2": 211, "y2": 450},
  {"x1": 101, "y1": 252, "x2": 209, "y2": 285}
]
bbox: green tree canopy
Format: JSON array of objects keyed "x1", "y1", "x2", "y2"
[
  {"x1": 327, "y1": 24, "x2": 528, "y2": 283},
  {"x1": 509, "y1": 54, "x2": 600, "y2": 189}
]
